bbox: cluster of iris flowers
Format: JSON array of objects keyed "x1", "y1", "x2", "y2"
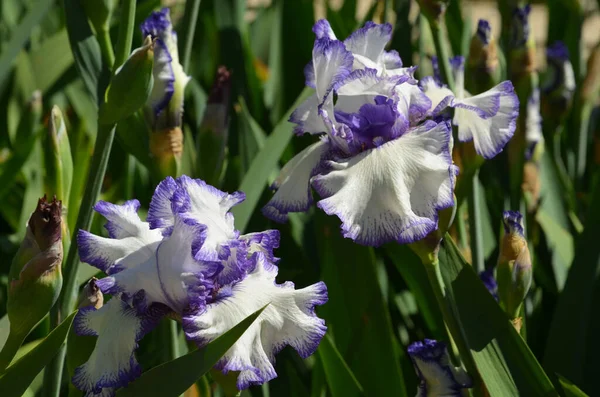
[{"x1": 73, "y1": 12, "x2": 520, "y2": 397}]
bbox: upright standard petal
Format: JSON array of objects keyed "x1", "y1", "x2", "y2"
[
  {"x1": 312, "y1": 19, "x2": 337, "y2": 40},
  {"x1": 343, "y1": 22, "x2": 393, "y2": 64},
  {"x1": 408, "y1": 339, "x2": 472, "y2": 397},
  {"x1": 183, "y1": 254, "x2": 327, "y2": 389},
  {"x1": 312, "y1": 121, "x2": 455, "y2": 246},
  {"x1": 453, "y1": 81, "x2": 519, "y2": 159},
  {"x1": 72, "y1": 298, "x2": 167, "y2": 395},
  {"x1": 262, "y1": 140, "x2": 329, "y2": 222},
  {"x1": 174, "y1": 175, "x2": 245, "y2": 260}
]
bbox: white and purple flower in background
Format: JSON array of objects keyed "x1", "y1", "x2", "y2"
[
  {"x1": 421, "y1": 55, "x2": 519, "y2": 159},
  {"x1": 408, "y1": 339, "x2": 472, "y2": 396},
  {"x1": 72, "y1": 176, "x2": 328, "y2": 396},
  {"x1": 141, "y1": 8, "x2": 190, "y2": 129},
  {"x1": 263, "y1": 19, "x2": 518, "y2": 246}
]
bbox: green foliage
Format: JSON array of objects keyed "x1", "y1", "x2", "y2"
[{"x1": 0, "y1": 0, "x2": 598, "y2": 396}]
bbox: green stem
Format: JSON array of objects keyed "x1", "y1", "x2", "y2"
[
  {"x1": 42, "y1": 123, "x2": 116, "y2": 397},
  {"x1": 575, "y1": 102, "x2": 592, "y2": 191},
  {"x1": 0, "y1": 330, "x2": 26, "y2": 373},
  {"x1": 468, "y1": 171, "x2": 484, "y2": 272},
  {"x1": 97, "y1": 27, "x2": 115, "y2": 70},
  {"x1": 180, "y1": 0, "x2": 202, "y2": 73},
  {"x1": 430, "y1": 20, "x2": 455, "y2": 91},
  {"x1": 423, "y1": 256, "x2": 484, "y2": 396}
]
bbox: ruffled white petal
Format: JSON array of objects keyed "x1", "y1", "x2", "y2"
[
  {"x1": 78, "y1": 203, "x2": 163, "y2": 275},
  {"x1": 182, "y1": 254, "x2": 327, "y2": 390},
  {"x1": 312, "y1": 121, "x2": 455, "y2": 246},
  {"x1": 262, "y1": 140, "x2": 329, "y2": 222},
  {"x1": 175, "y1": 175, "x2": 244, "y2": 260},
  {"x1": 155, "y1": 213, "x2": 217, "y2": 311},
  {"x1": 72, "y1": 298, "x2": 166, "y2": 394},
  {"x1": 147, "y1": 38, "x2": 175, "y2": 115},
  {"x1": 289, "y1": 93, "x2": 328, "y2": 135},
  {"x1": 312, "y1": 38, "x2": 354, "y2": 101},
  {"x1": 343, "y1": 22, "x2": 392, "y2": 64},
  {"x1": 453, "y1": 81, "x2": 519, "y2": 159},
  {"x1": 146, "y1": 176, "x2": 179, "y2": 231},
  {"x1": 420, "y1": 76, "x2": 455, "y2": 116}
]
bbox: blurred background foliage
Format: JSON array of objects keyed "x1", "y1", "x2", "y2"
[{"x1": 0, "y1": 0, "x2": 600, "y2": 395}]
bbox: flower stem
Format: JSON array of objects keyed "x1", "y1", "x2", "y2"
[
  {"x1": 0, "y1": 330, "x2": 26, "y2": 373},
  {"x1": 422, "y1": 255, "x2": 484, "y2": 396},
  {"x1": 97, "y1": 27, "x2": 115, "y2": 70},
  {"x1": 430, "y1": 20, "x2": 455, "y2": 91},
  {"x1": 113, "y1": 0, "x2": 136, "y2": 71},
  {"x1": 43, "y1": 123, "x2": 116, "y2": 397},
  {"x1": 468, "y1": 170, "x2": 484, "y2": 273},
  {"x1": 180, "y1": 0, "x2": 202, "y2": 73}
]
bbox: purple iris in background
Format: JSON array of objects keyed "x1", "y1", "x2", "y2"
[
  {"x1": 141, "y1": 8, "x2": 190, "y2": 129},
  {"x1": 72, "y1": 176, "x2": 327, "y2": 396},
  {"x1": 263, "y1": 19, "x2": 518, "y2": 247},
  {"x1": 408, "y1": 339, "x2": 472, "y2": 396}
]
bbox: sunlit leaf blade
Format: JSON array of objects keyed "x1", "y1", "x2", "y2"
[
  {"x1": 385, "y1": 244, "x2": 445, "y2": 340},
  {"x1": 318, "y1": 334, "x2": 364, "y2": 397},
  {"x1": 544, "y1": 177, "x2": 600, "y2": 394},
  {"x1": 117, "y1": 305, "x2": 267, "y2": 397},
  {"x1": 232, "y1": 86, "x2": 312, "y2": 232},
  {"x1": 0, "y1": 312, "x2": 76, "y2": 397},
  {"x1": 29, "y1": 30, "x2": 74, "y2": 94},
  {"x1": 0, "y1": 131, "x2": 40, "y2": 201},
  {"x1": 554, "y1": 374, "x2": 589, "y2": 397},
  {"x1": 439, "y1": 235, "x2": 557, "y2": 396},
  {"x1": 315, "y1": 213, "x2": 408, "y2": 397},
  {"x1": 63, "y1": 0, "x2": 103, "y2": 104}
]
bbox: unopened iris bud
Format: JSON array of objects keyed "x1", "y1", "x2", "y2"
[
  {"x1": 197, "y1": 66, "x2": 232, "y2": 185},
  {"x1": 541, "y1": 41, "x2": 576, "y2": 121},
  {"x1": 141, "y1": 8, "x2": 191, "y2": 178},
  {"x1": 467, "y1": 20, "x2": 501, "y2": 93},
  {"x1": 416, "y1": 0, "x2": 449, "y2": 24},
  {"x1": 44, "y1": 106, "x2": 74, "y2": 209},
  {"x1": 509, "y1": 5, "x2": 537, "y2": 81},
  {"x1": 100, "y1": 36, "x2": 155, "y2": 125},
  {"x1": 496, "y1": 211, "x2": 532, "y2": 325},
  {"x1": 77, "y1": 277, "x2": 104, "y2": 310},
  {"x1": 7, "y1": 197, "x2": 63, "y2": 339},
  {"x1": 81, "y1": 0, "x2": 116, "y2": 34},
  {"x1": 479, "y1": 269, "x2": 498, "y2": 301},
  {"x1": 408, "y1": 339, "x2": 472, "y2": 396}
]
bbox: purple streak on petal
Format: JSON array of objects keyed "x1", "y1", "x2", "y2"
[
  {"x1": 304, "y1": 62, "x2": 316, "y2": 88},
  {"x1": 312, "y1": 19, "x2": 336, "y2": 40},
  {"x1": 147, "y1": 176, "x2": 178, "y2": 230}
]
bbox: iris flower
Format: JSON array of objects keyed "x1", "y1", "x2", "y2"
[
  {"x1": 408, "y1": 339, "x2": 472, "y2": 396},
  {"x1": 263, "y1": 19, "x2": 517, "y2": 246},
  {"x1": 73, "y1": 176, "x2": 327, "y2": 396},
  {"x1": 141, "y1": 8, "x2": 190, "y2": 129},
  {"x1": 421, "y1": 55, "x2": 519, "y2": 159}
]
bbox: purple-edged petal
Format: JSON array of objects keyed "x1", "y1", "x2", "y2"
[
  {"x1": 394, "y1": 81, "x2": 433, "y2": 124},
  {"x1": 147, "y1": 176, "x2": 179, "y2": 231},
  {"x1": 289, "y1": 93, "x2": 328, "y2": 135},
  {"x1": 312, "y1": 38, "x2": 354, "y2": 101},
  {"x1": 72, "y1": 298, "x2": 167, "y2": 394},
  {"x1": 312, "y1": 19, "x2": 337, "y2": 40},
  {"x1": 155, "y1": 213, "x2": 218, "y2": 311},
  {"x1": 93, "y1": 200, "x2": 143, "y2": 239},
  {"x1": 141, "y1": 8, "x2": 190, "y2": 121},
  {"x1": 175, "y1": 176, "x2": 244, "y2": 260},
  {"x1": 312, "y1": 121, "x2": 455, "y2": 246},
  {"x1": 408, "y1": 339, "x2": 472, "y2": 397},
  {"x1": 343, "y1": 21, "x2": 392, "y2": 64},
  {"x1": 77, "y1": 204, "x2": 163, "y2": 274},
  {"x1": 262, "y1": 140, "x2": 329, "y2": 222},
  {"x1": 453, "y1": 81, "x2": 519, "y2": 159},
  {"x1": 420, "y1": 76, "x2": 455, "y2": 116},
  {"x1": 382, "y1": 50, "x2": 403, "y2": 68},
  {"x1": 240, "y1": 229, "x2": 281, "y2": 263},
  {"x1": 502, "y1": 210, "x2": 524, "y2": 236},
  {"x1": 183, "y1": 253, "x2": 327, "y2": 390}
]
